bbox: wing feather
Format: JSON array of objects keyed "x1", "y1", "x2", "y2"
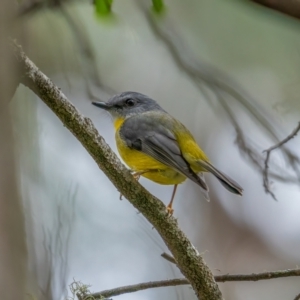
[{"x1": 120, "y1": 113, "x2": 208, "y2": 191}]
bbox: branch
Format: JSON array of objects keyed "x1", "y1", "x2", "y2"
[
  {"x1": 294, "y1": 293, "x2": 300, "y2": 300},
  {"x1": 11, "y1": 40, "x2": 222, "y2": 300},
  {"x1": 263, "y1": 122, "x2": 300, "y2": 200},
  {"x1": 161, "y1": 252, "x2": 300, "y2": 281},
  {"x1": 91, "y1": 268, "x2": 300, "y2": 298},
  {"x1": 250, "y1": 0, "x2": 300, "y2": 21},
  {"x1": 161, "y1": 252, "x2": 176, "y2": 264},
  {"x1": 216, "y1": 268, "x2": 300, "y2": 282},
  {"x1": 91, "y1": 279, "x2": 188, "y2": 299},
  {"x1": 17, "y1": 0, "x2": 76, "y2": 16},
  {"x1": 59, "y1": 6, "x2": 115, "y2": 99},
  {"x1": 17, "y1": 0, "x2": 44, "y2": 16}
]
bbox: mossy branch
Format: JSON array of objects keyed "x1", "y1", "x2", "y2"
[
  {"x1": 11, "y1": 40, "x2": 223, "y2": 300},
  {"x1": 91, "y1": 267, "x2": 300, "y2": 298}
]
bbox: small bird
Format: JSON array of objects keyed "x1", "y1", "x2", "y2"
[{"x1": 92, "y1": 92, "x2": 243, "y2": 214}]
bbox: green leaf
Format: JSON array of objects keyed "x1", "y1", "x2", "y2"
[
  {"x1": 152, "y1": 0, "x2": 164, "y2": 13},
  {"x1": 94, "y1": 0, "x2": 113, "y2": 17}
]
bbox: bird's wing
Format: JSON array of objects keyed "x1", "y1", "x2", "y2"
[{"x1": 119, "y1": 113, "x2": 208, "y2": 193}]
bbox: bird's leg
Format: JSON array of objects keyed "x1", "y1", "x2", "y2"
[
  {"x1": 119, "y1": 170, "x2": 151, "y2": 200},
  {"x1": 166, "y1": 184, "x2": 178, "y2": 215},
  {"x1": 131, "y1": 171, "x2": 142, "y2": 181}
]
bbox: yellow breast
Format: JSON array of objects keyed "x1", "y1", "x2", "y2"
[
  {"x1": 114, "y1": 118, "x2": 186, "y2": 185},
  {"x1": 114, "y1": 118, "x2": 125, "y2": 131}
]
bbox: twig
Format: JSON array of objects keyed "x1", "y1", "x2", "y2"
[
  {"x1": 215, "y1": 268, "x2": 300, "y2": 282},
  {"x1": 17, "y1": 0, "x2": 44, "y2": 16},
  {"x1": 91, "y1": 279, "x2": 188, "y2": 299},
  {"x1": 17, "y1": 0, "x2": 79, "y2": 16},
  {"x1": 91, "y1": 268, "x2": 300, "y2": 298},
  {"x1": 161, "y1": 252, "x2": 176, "y2": 264},
  {"x1": 68, "y1": 280, "x2": 112, "y2": 300},
  {"x1": 251, "y1": 0, "x2": 300, "y2": 20},
  {"x1": 59, "y1": 6, "x2": 115, "y2": 99},
  {"x1": 11, "y1": 40, "x2": 222, "y2": 300},
  {"x1": 263, "y1": 122, "x2": 300, "y2": 200},
  {"x1": 161, "y1": 252, "x2": 300, "y2": 282},
  {"x1": 294, "y1": 293, "x2": 300, "y2": 300}
]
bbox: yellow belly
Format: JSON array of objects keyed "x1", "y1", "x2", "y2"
[{"x1": 115, "y1": 132, "x2": 186, "y2": 185}]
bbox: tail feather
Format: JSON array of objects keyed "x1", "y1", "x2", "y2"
[
  {"x1": 197, "y1": 160, "x2": 243, "y2": 196},
  {"x1": 198, "y1": 173, "x2": 210, "y2": 202}
]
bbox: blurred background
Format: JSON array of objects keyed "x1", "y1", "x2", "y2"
[{"x1": 1, "y1": 0, "x2": 300, "y2": 299}]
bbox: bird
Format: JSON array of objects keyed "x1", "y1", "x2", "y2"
[{"x1": 92, "y1": 91, "x2": 243, "y2": 214}]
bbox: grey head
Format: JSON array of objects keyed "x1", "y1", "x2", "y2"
[{"x1": 92, "y1": 91, "x2": 165, "y2": 119}]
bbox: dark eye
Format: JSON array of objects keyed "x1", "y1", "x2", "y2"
[{"x1": 125, "y1": 99, "x2": 135, "y2": 107}]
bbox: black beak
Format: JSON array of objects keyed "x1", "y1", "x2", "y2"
[{"x1": 92, "y1": 101, "x2": 112, "y2": 110}]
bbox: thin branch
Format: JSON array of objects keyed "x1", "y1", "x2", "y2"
[
  {"x1": 92, "y1": 279, "x2": 188, "y2": 299},
  {"x1": 250, "y1": 0, "x2": 300, "y2": 21},
  {"x1": 263, "y1": 122, "x2": 300, "y2": 200},
  {"x1": 68, "y1": 280, "x2": 112, "y2": 300},
  {"x1": 11, "y1": 40, "x2": 222, "y2": 300},
  {"x1": 161, "y1": 251, "x2": 300, "y2": 282},
  {"x1": 161, "y1": 252, "x2": 176, "y2": 264},
  {"x1": 59, "y1": 6, "x2": 115, "y2": 98},
  {"x1": 264, "y1": 121, "x2": 300, "y2": 154},
  {"x1": 294, "y1": 293, "x2": 300, "y2": 300},
  {"x1": 91, "y1": 268, "x2": 300, "y2": 298},
  {"x1": 17, "y1": 0, "x2": 79, "y2": 16},
  {"x1": 216, "y1": 268, "x2": 300, "y2": 282},
  {"x1": 17, "y1": 0, "x2": 45, "y2": 16}
]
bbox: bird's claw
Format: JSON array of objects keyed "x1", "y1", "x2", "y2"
[{"x1": 166, "y1": 205, "x2": 174, "y2": 216}]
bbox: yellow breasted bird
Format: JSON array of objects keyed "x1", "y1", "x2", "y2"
[{"x1": 92, "y1": 91, "x2": 243, "y2": 214}]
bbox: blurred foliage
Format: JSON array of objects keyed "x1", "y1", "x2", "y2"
[
  {"x1": 94, "y1": 0, "x2": 113, "y2": 17},
  {"x1": 152, "y1": 0, "x2": 165, "y2": 13},
  {"x1": 93, "y1": 0, "x2": 165, "y2": 17}
]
